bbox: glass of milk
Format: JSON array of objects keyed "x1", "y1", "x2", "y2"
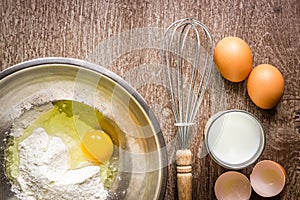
[{"x1": 205, "y1": 110, "x2": 265, "y2": 169}]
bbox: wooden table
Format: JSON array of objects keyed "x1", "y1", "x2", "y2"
[{"x1": 1, "y1": 0, "x2": 299, "y2": 199}]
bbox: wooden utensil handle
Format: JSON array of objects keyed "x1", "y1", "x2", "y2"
[{"x1": 176, "y1": 149, "x2": 192, "y2": 200}]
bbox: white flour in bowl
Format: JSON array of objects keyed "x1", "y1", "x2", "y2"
[{"x1": 11, "y1": 127, "x2": 108, "y2": 200}]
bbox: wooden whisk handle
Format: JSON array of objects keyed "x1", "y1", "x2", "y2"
[{"x1": 176, "y1": 149, "x2": 192, "y2": 200}]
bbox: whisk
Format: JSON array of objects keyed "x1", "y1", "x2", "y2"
[{"x1": 161, "y1": 18, "x2": 214, "y2": 200}]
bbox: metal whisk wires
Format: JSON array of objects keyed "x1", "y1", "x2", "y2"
[{"x1": 161, "y1": 18, "x2": 214, "y2": 149}]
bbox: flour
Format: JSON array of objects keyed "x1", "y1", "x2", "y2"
[{"x1": 12, "y1": 127, "x2": 108, "y2": 200}]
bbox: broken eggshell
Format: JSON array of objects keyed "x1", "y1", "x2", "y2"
[
  {"x1": 214, "y1": 171, "x2": 252, "y2": 200},
  {"x1": 250, "y1": 160, "x2": 286, "y2": 197}
]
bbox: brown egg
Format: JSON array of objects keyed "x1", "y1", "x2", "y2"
[
  {"x1": 247, "y1": 64, "x2": 284, "y2": 109},
  {"x1": 214, "y1": 36, "x2": 253, "y2": 82}
]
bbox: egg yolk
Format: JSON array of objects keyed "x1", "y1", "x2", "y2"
[{"x1": 81, "y1": 130, "x2": 114, "y2": 164}]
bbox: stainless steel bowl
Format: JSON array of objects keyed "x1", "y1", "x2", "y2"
[{"x1": 0, "y1": 58, "x2": 167, "y2": 200}]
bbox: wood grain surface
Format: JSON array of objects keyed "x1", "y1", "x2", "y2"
[{"x1": 1, "y1": 0, "x2": 299, "y2": 199}]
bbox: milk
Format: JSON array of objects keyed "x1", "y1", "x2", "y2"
[{"x1": 205, "y1": 110, "x2": 264, "y2": 169}]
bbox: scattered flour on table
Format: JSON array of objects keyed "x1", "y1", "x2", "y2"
[{"x1": 13, "y1": 127, "x2": 108, "y2": 200}]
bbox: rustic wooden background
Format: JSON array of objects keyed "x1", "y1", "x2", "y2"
[{"x1": 1, "y1": 0, "x2": 299, "y2": 199}]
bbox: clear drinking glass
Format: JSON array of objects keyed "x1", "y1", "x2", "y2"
[{"x1": 205, "y1": 110, "x2": 265, "y2": 169}]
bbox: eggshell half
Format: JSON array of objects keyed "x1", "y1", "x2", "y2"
[
  {"x1": 214, "y1": 171, "x2": 252, "y2": 200},
  {"x1": 250, "y1": 160, "x2": 286, "y2": 197}
]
